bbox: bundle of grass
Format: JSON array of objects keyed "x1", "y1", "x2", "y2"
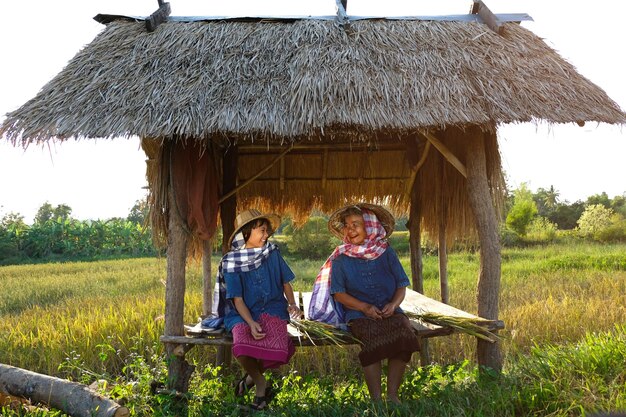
[
  {"x1": 404, "y1": 309, "x2": 501, "y2": 343},
  {"x1": 290, "y1": 319, "x2": 361, "y2": 347}
]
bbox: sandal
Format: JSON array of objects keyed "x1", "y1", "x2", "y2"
[
  {"x1": 264, "y1": 384, "x2": 277, "y2": 402},
  {"x1": 250, "y1": 395, "x2": 268, "y2": 411},
  {"x1": 234, "y1": 374, "x2": 254, "y2": 397}
]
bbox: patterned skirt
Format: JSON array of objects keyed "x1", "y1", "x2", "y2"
[
  {"x1": 349, "y1": 313, "x2": 421, "y2": 367},
  {"x1": 231, "y1": 313, "x2": 295, "y2": 369}
]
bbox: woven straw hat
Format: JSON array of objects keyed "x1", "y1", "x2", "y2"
[
  {"x1": 327, "y1": 202, "x2": 395, "y2": 240},
  {"x1": 228, "y1": 209, "x2": 281, "y2": 247}
]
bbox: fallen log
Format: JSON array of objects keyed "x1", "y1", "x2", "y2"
[{"x1": 0, "y1": 364, "x2": 129, "y2": 417}]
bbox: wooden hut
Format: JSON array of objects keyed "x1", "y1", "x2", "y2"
[{"x1": 2, "y1": 1, "x2": 625, "y2": 394}]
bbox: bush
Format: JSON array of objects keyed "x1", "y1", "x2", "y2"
[
  {"x1": 525, "y1": 216, "x2": 557, "y2": 243},
  {"x1": 594, "y1": 215, "x2": 626, "y2": 243},
  {"x1": 286, "y1": 216, "x2": 338, "y2": 259},
  {"x1": 577, "y1": 204, "x2": 614, "y2": 239},
  {"x1": 499, "y1": 225, "x2": 523, "y2": 247},
  {"x1": 506, "y1": 184, "x2": 538, "y2": 237}
]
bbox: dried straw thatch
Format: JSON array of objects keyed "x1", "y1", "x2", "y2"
[
  {"x1": 1, "y1": 18, "x2": 624, "y2": 144},
  {"x1": 1, "y1": 17, "x2": 623, "y2": 241}
]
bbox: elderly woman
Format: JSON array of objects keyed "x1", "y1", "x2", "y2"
[{"x1": 309, "y1": 203, "x2": 420, "y2": 403}]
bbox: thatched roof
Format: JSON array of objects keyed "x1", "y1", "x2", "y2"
[{"x1": 1, "y1": 18, "x2": 624, "y2": 145}]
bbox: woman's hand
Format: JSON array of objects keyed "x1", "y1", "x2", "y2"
[
  {"x1": 381, "y1": 301, "x2": 399, "y2": 318},
  {"x1": 287, "y1": 304, "x2": 302, "y2": 319},
  {"x1": 248, "y1": 321, "x2": 266, "y2": 340},
  {"x1": 362, "y1": 304, "x2": 383, "y2": 320}
]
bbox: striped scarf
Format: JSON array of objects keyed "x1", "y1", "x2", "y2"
[
  {"x1": 308, "y1": 210, "x2": 388, "y2": 326},
  {"x1": 209, "y1": 232, "x2": 278, "y2": 320}
]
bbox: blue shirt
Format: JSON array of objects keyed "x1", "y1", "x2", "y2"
[
  {"x1": 224, "y1": 250, "x2": 295, "y2": 331},
  {"x1": 330, "y1": 246, "x2": 410, "y2": 322}
]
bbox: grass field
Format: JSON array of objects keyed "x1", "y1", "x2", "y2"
[{"x1": 1, "y1": 242, "x2": 625, "y2": 416}]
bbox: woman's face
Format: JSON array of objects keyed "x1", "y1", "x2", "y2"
[
  {"x1": 342, "y1": 214, "x2": 367, "y2": 245},
  {"x1": 245, "y1": 223, "x2": 269, "y2": 249}
]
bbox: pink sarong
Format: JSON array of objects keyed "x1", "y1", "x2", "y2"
[{"x1": 231, "y1": 313, "x2": 295, "y2": 369}]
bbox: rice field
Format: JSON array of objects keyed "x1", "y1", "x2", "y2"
[{"x1": 1, "y1": 242, "x2": 625, "y2": 416}]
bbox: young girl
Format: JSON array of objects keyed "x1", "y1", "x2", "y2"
[
  {"x1": 309, "y1": 203, "x2": 420, "y2": 404},
  {"x1": 215, "y1": 209, "x2": 300, "y2": 411}
]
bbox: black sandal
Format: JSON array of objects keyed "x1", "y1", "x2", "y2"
[
  {"x1": 250, "y1": 395, "x2": 268, "y2": 411},
  {"x1": 234, "y1": 374, "x2": 254, "y2": 397}
]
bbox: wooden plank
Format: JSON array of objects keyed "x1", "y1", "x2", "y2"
[
  {"x1": 94, "y1": 13, "x2": 532, "y2": 25},
  {"x1": 145, "y1": 2, "x2": 171, "y2": 32},
  {"x1": 170, "y1": 289, "x2": 503, "y2": 349},
  {"x1": 470, "y1": 0, "x2": 504, "y2": 35}
]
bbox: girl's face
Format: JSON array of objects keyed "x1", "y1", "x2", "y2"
[
  {"x1": 342, "y1": 214, "x2": 367, "y2": 245},
  {"x1": 245, "y1": 223, "x2": 269, "y2": 249}
]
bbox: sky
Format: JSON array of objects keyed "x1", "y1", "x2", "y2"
[{"x1": 1, "y1": 0, "x2": 624, "y2": 223}]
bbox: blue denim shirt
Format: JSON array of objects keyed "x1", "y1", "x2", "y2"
[
  {"x1": 330, "y1": 246, "x2": 410, "y2": 322},
  {"x1": 224, "y1": 250, "x2": 295, "y2": 331}
]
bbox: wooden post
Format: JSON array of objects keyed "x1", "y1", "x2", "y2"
[
  {"x1": 464, "y1": 128, "x2": 503, "y2": 372},
  {"x1": 164, "y1": 174, "x2": 195, "y2": 394},
  {"x1": 217, "y1": 144, "x2": 238, "y2": 366},
  {"x1": 438, "y1": 217, "x2": 449, "y2": 304},
  {"x1": 439, "y1": 164, "x2": 449, "y2": 304},
  {"x1": 408, "y1": 174, "x2": 430, "y2": 364},
  {"x1": 202, "y1": 240, "x2": 212, "y2": 317}
]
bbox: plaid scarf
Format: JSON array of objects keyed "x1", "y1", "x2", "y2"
[
  {"x1": 308, "y1": 209, "x2": 389, "y2": 326},
  {"x1": 209, "y1": 231, "x2": 278, "y2": 321}
]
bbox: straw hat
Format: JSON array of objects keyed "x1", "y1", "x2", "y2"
[
  {"x1": 327, "y1": 203, "x2": 395, "y2": 240},
  {"x1": 228, "y1": 209, "x2": 281, "y2": 247}
]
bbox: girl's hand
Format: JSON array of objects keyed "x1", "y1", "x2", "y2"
[
  {"x1": 381, "y1": 302, "x2": 398, "y2": 318},
  {"x1": 249, "y1": 321, "x2": 266, "y2": 340},
  {"x1": 288, "y1": 304, "x2": 302, "y2": 319}
]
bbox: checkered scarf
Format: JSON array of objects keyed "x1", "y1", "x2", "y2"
[
  {"x1": 308, "y1": 209, "x2": 389, "y2": 326},
  {"x1": 210, "y1": 231, "x2": 278, "y2": 319}
]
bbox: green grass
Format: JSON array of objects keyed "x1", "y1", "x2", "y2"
[{"x1": 1, "y1": 242, "x2": 626, "y2": 416}]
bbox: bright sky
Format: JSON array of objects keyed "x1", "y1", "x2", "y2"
[{"x1": 1, "y1": 0, "x2": 624, "y2": 223}]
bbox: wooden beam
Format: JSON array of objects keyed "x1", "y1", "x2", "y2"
[
  {"x1": 280, "y1": 157, "x2": 286, "y2": 191},
  {"x1": 218, "y1": 145, "x2": 293, "y2": 204},
  {"x1": 406, "y1": 140, "x2": 431, "y2": 196},
  {"x1": 145, "y1": 1, "x2": 171, "y2": 32},
  {"x1": 470, "y1": 0, "x2": 503, "y2": 35},
  {"x1": 202, "y1": 240, "x2": 212, "y2": 318},
  {"x1": 420, "y1": 130, "x2": 467, "y2": 178},
  {"x1": 322, "y1": 148, "x2": 329, "y2": 189},
  {"x1": 335, "y1": 0, "x2": 349, "y2": 26}
]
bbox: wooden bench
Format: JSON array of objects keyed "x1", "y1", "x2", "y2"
[{"x1": 161, "y1": 289, "x2": 504, "y2": 353}]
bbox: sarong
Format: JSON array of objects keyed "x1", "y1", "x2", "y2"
[
  {"x1": 231, "y1": 313, "x2": 295, "y2": 369},
  {"x1": 349, "y1": 313, "x2": 420, "y2": 367}
]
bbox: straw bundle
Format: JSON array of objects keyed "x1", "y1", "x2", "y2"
[
  {"x1": 404, "y1": 309, "x2": 501, "y2": 343},
  {"x1": 290, "y1": 319, "x2": 361, "y2": 347}
]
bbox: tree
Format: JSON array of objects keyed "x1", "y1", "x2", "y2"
[
  {"x1": 34, "y1": 202, "x2": 54, "y2": 224},
  {"x1": 549, "y1": 201, "x2": 584, "y2": 230},
  {"x1": 34, "y1": 202, "x2": 72, "y2": 224},
  {"x1": 505, "y1": 183, "x2": 538, "y2": 236},
  {"x1": 577, "y1": 204, "x2": 613, "y2": 237},
  {"x1": 127, "y1": 197, "x2": 149, "y2": 225},
  {"x1": 586, "y1": 192, "x2": 611, "y2": 209},
  {"x1": 534, "y1": 186, "x2": 559, "y2": 218}
]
